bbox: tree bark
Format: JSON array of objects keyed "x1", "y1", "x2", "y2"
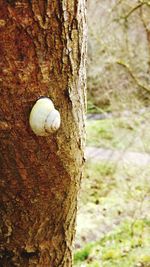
[{"x1": 0, "y1": 1, "x2": 86, "y2": 266}]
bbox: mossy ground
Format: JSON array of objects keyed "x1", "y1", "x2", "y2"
[
  {"x1": 86, "y1": 110, "x2": 150, "y2": 153},
  {"x1": 74, "y1": 219, "x2": 150, "y2": 267},
  {"x1": 73, "y1": 113, "x2": 150, "y2": 267}
]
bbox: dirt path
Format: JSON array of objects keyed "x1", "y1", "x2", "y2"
[{"x1": 85, "y1": 147, "x2": 150, "y2": 166}]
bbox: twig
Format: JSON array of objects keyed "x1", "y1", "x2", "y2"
[
  {"x1": 121, "y1": 1, "x2": 150, "y2": 20},
  {"x1": 117, "y1": 61, "x2": 150, "y2": 92}
]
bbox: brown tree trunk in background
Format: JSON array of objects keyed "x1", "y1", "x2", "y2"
[{"x1": 0, "y1": 1, "x2": 86, "y2": 266}]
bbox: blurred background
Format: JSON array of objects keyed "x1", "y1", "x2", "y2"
[{"x1": 73, "y1": 1, "x2": 150, "y2": 266}]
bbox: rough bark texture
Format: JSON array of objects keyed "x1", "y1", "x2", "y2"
[{"x1": 0, "y1": 0, "x2": 86, "y2": 266}]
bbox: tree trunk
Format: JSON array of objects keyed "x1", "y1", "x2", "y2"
[{"x1": 0, "y1": 1, "x2": 86, "y2": 266}]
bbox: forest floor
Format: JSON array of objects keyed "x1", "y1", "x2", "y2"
[{"x1": 73, "y1": 113, "x2": 150, "y2": 267}]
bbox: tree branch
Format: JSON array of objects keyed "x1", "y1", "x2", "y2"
[
  {"x1": 122, "y1": 1, "x2": 150, "y2": 20},
  {"x1": 117, "y1": 60, "x2": 150, "y2": 92}
]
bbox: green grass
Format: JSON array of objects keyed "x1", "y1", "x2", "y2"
[
  {"x1": 74, "y1": 243, "x2": 94, "y2": 263},
  {"x1": 81, "y1": 162, "x2": 116, "y2": 205},
  {"x1": 74, "y1": 219, "x2": 150, "y2": 267},
  {"x1": 81, "y1": 160, "x2": 150, "y2": 210},
  {"x1": 74, "y1": 111, "x2": 150, "y2": 267},
  {"x1": 87, "y1": 99, "x2": 111, "y2": 114},
  {"x1": 86, "y1": 113, "x2": 150, "y2": 152},
  {"x1": 75, "y1": 159, "x2": 150, "y2": 267}
]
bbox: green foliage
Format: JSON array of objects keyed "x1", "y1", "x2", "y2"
[
  {"x1": 74, "y1": 220, "x2": 150, "y2": 267},
  {"x1": 76, "y1": 80, "x2": 150, "y2": 267},
  {"x1": 86, "y1": 119, "x2": 114, "y2": 147},
  {"x1": 75, "y1": 115, "x2": 150, "y2": 266},
  {"x1": 86, "y1": 113, "x2": 150, "y2": 152},
  {"x1": 87, "y1": 99, "x2": 111, "y2": 114},
  {"x1": 87, "y1": 100, "x2": 102, "y2": 114},
  {"x1": 86, "y1": 162, "x2": 115, "y2": 177},
  {"x1": 74, "y1": 243, "x2": 94, "y2": 263},
  {"x1": 81, "y1": 161, "x2": 116, "y2": 205}
]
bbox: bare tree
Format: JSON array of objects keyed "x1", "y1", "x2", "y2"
[
  {"x1": 87, "y1": 0, "x2": 150, "y2": 111},
  {"x1": 0, "y1": 1, "x2": 86, "y2": 266}
]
